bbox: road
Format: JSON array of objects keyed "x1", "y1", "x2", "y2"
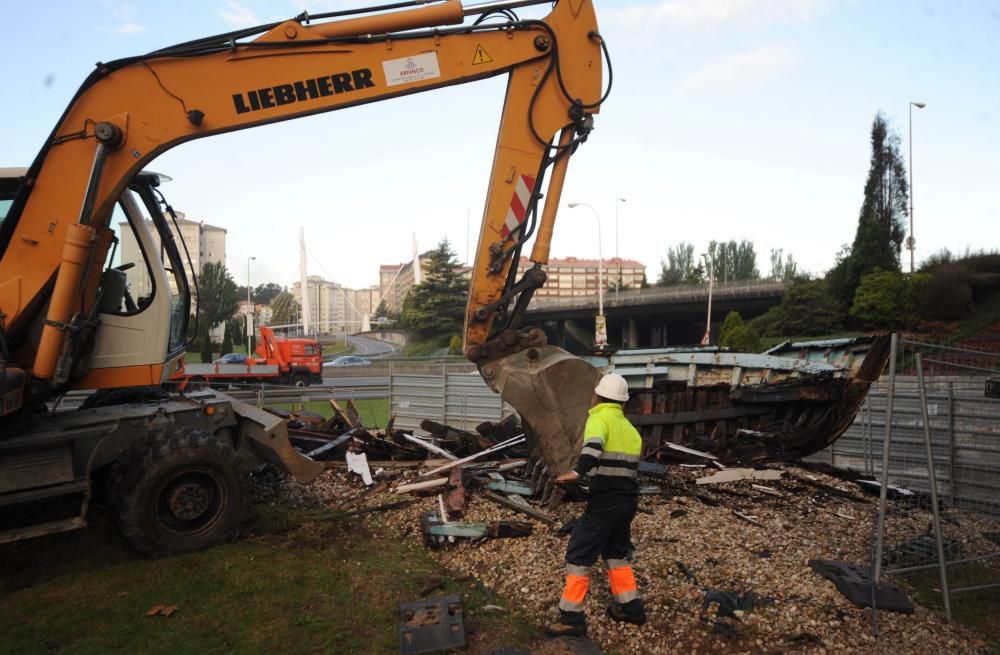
[{"x1": 347, "y1": 335, "x2": 397, "y2": 357}]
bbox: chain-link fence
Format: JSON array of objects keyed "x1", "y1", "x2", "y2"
[{"x1": 867, "y1": 336, "x2": 1000, "y2": 630}]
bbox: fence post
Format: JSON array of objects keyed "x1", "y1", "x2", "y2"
[
  {"x1": 873, "y1": 332, "x2": 899, "y2": 584},
  {"x1": 441, "y1": 363, "x2": 448, "y2": 424},
  {"x1": 916, "y1": 353, "x2": 952, "y2": 622},
  {"x1": 389, "y1": 360, "x2": 394, "y2": 417},
  {"x1": 947, "y1": 381, "x2": 956, "y2": 506}
]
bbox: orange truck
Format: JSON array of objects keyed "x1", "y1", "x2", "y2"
[{"x1": 171, "y1": 326, "x2": 322, "y2": 389}]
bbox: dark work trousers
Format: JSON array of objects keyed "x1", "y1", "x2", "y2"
[
  {"x1": 558, "y1": 494, "x2": 640, "y2": 626},
  {"x1": 566, "y1": 496, "x2": 638, "y2": 566}
]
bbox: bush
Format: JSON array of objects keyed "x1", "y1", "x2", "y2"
[
  {"x1": 780, "y1": 279, "x2": 845, "y2": 336},
  {"x1": 719, "y1": 311, "x2": 761, "y2": 352},
  {"x1": 849, "y1": 270, "x2": 923, "y2": 329},
  {"x1": 448, "y1": 335, "x2": 463, "y2": 355}
]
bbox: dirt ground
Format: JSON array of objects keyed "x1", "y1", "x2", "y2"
[{"x1": 273, "y1": 460, "x2": 996, "y2": 655}]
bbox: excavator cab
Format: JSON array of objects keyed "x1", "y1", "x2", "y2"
[{"x1": 76, "y1": 172, "x2": 191, "y2": 388}]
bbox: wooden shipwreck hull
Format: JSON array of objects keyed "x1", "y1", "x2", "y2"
[{"x1": 610, "y1": 335, "x2": 892, "y2": 464}]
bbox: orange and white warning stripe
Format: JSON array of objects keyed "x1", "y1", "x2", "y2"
[{"x1": 501, "y1": 174, "x2": 536, "y2": 238}]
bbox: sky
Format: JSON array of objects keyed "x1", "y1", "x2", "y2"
[{"x1": 3, "y1": 0, "x2": 998, "y2": 291}]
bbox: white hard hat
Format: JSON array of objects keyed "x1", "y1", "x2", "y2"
[{"x1": 595, "y1": 373, "x2": 629, "y2": 402}]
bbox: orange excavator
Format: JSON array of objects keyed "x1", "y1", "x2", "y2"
[{"x1": 0, "y1": 0, "x2": 608, "y2": 555}]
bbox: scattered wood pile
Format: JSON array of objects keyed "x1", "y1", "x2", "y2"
[{"x1": 267, "y1": 400, "x2": 527, "y2": 463}]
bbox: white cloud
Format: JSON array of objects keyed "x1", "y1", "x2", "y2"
[
  {"x1": 220, "y1": 1, "x2": 261, "y2": 28},
  {"x1": 607, "y1": 0, "x2": 831, "y2": 32},
  {"x1": 99, "y1": 3, "x2": 146, "y2": 35},
  {"x1": 680, "y1": 44, "x2": 798, "y2": 92}
]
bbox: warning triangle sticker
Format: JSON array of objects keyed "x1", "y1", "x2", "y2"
[{"x1": 472, "y1": 44, "x2": 494, "y2": 65}]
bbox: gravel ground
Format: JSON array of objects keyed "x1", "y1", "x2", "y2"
[{"x1": 262, "y1": 462, "x2": 993, "y2": 655}]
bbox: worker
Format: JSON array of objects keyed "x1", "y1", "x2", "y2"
[{"x1": 545, "y1": 373, "x2": 646, "y2": 638}]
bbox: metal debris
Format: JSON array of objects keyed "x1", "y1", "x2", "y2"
[{"x1": 399, "y1": 594, "x2": 465, "y2": 655}]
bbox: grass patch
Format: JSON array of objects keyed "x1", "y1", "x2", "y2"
[
  {"x1": 0, "y1": 503, "x2": 538, "y2": 655},
  {"x1": 267, "y1": 398, "x2": 390, "y2": 428}
]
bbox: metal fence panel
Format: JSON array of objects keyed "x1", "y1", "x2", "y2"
[
  {"x1": 391, "y1": 371, "x2": 514, "y2": 433},
  {"x1": 806, "y1": 376, "x2": 1000, "y2": 516}
]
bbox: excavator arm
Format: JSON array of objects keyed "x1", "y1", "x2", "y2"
[{"x1": 0, "y1": 0, "x2": 607, "y2": 472}]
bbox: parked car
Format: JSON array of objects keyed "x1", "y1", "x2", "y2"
[
  {"x1": 323, "y1": 355, "x2": 372, "y2": 368},
  {"x1": 213, "y1": 352, "x2": 249, "y2": 365}
]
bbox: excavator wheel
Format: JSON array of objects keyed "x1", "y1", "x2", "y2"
[{"x1": 109, "y1": 427, "x2": 250, "y2": 557}]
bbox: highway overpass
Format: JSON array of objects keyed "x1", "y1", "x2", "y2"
[{"x1": 524, "y1": 280, "x2": 786, "y2": 353}]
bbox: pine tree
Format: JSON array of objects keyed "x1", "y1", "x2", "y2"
[
  {"x1": 199, "y1": 320, "x2": 213, "y2": 363},
  {"x1": 400, "y1": 239, "x2": 468, "y2": 343},
  {"x1": 828, "y1": 112, "x2": 909, "y2": 305},
  {"x1": 221, "y1": 321, "x2": 233, "y2": 355}
]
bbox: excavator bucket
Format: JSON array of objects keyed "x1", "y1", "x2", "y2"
[{"x1": 482, "y1": 345, "x2": 602, "y2": 475}]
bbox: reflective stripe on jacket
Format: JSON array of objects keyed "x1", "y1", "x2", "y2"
[{"x1": 573, "y1": 403, "x2": 642, "y2": 489}]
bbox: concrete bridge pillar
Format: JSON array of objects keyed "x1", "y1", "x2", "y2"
[{"x1": 627, "y1": 318, "x2": 639, "y2": 349}]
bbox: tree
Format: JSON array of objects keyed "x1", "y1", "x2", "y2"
[
  {"x1": 197, "y1": 262, "x2": 240, "y2": 329},
  {"x1": 827, "y1": 112, "x2": 909, "y2": 306},
  {"x1": 400, "y1": 239, "x2": 468, "y2": 343},
  {"x1": 199, "y1": 320, "x2": 213, "y2": 363},
  {"x1": 751, "y1": 279, "x2": 845, "y2": 337},
  {"x1": 236, "y1": 282, "x2": 284, "y2": 305},
  {"x1": 269, "y1": 292, "x2": 298, "y2": 326},
  {"x1": 708, "y1": 239, "x2": 759, "y2": 282},
  {"x1": 229, "y1": 317, "x2": 244, "y2": 347},
  {"x1": 718, "y1": 311, "x2": 761, "y2": 352},
  {"x1": 220, "y1": 321, "x2": 233, "y2": 356},
  {"x1": 769, "y1": 248, "x2": 799, "y2": 282},
  {"x1": 658, "y1": 242, "x2": 697, "y2": 286}
]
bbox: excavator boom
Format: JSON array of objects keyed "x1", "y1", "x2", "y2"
[{"x1": 0, "y1": 0, "x2": 608, "y2": 527}]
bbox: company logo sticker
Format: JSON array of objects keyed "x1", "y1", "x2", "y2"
[{"x1": 382, "y1": 52, "x2": 441, "y2": 87}]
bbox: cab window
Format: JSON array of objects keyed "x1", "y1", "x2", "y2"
[{"x1": 102, "y1": 195, "x2": 156, "y2": 315}]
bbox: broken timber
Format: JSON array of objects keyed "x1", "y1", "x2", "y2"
[
  {"x1": 483, "y1": 491, "x2": 556, "y2": 525},
  {"x1": 696, "y1": 468, "x2": 783, "y2": 485}
]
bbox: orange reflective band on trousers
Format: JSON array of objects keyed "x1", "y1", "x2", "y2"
[
  {"x1": 558, "y1": 574, "x2": 590, "y2": 613},
  {"x1": 607, "y1": 564, "x2": 639, "y2": 604}
]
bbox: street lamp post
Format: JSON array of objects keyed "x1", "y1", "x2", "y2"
[
  {"x1": 567, "y1": 202, "x2": 607, "y2": 349},
  {"x1": 615, "y1": 197, "x2": 626, "y2": 301},
  {"x1": 701, "y1": 252, "x2": 713, "y2": 346},
  {"x1": 908, "y1": 101, "x2": 926, "y2": 274},
  {"x1": 246, "y1": 256, "x2": 256, "y2": 354}
]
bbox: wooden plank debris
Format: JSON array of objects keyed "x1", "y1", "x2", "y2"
[
  {"x1": 751, "y1": 484, "x2": 785, "y2": 497},
  {"x1": 396, "y1": 478, "x2": 450, "y2": 494},
  {"x1": 418, "y1": 435, "x2": 525, "y2": 480},
  {"x1": 733, "y1": 510, "x2": 761, "y2": 525},
  {"x1": 486, "y1": 481, "x2": 534, "y2": 496},
  {"x1": 696, "y1": 468, "x2": 783, "y2": 485},
  {"x1": 336, "y1": 481, "x2": 389, "y2": 510},
  {"x1": 483, "y1": 491, "x2": 556, "y2": 525},
  {"x1": 401, "y1": 433, "x2": 459, "y2": 460},
  {"x1": 445, "y1": 469, "x2": 465, "y2": 514}
]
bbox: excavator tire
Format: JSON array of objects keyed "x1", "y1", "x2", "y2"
[{"x1": 109, "y1": 427, "x2": 250, "y2": 558}]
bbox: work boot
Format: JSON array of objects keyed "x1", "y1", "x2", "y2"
[
  {"x1": 544, "y1": 621, "x2": 587, "y2": 638},
  {"x1": 607, "y1": 599, "x2": 646, "y2": 626},
  {"x1": 544, "y1": 610, "x2": 587, "y2": 638}
]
